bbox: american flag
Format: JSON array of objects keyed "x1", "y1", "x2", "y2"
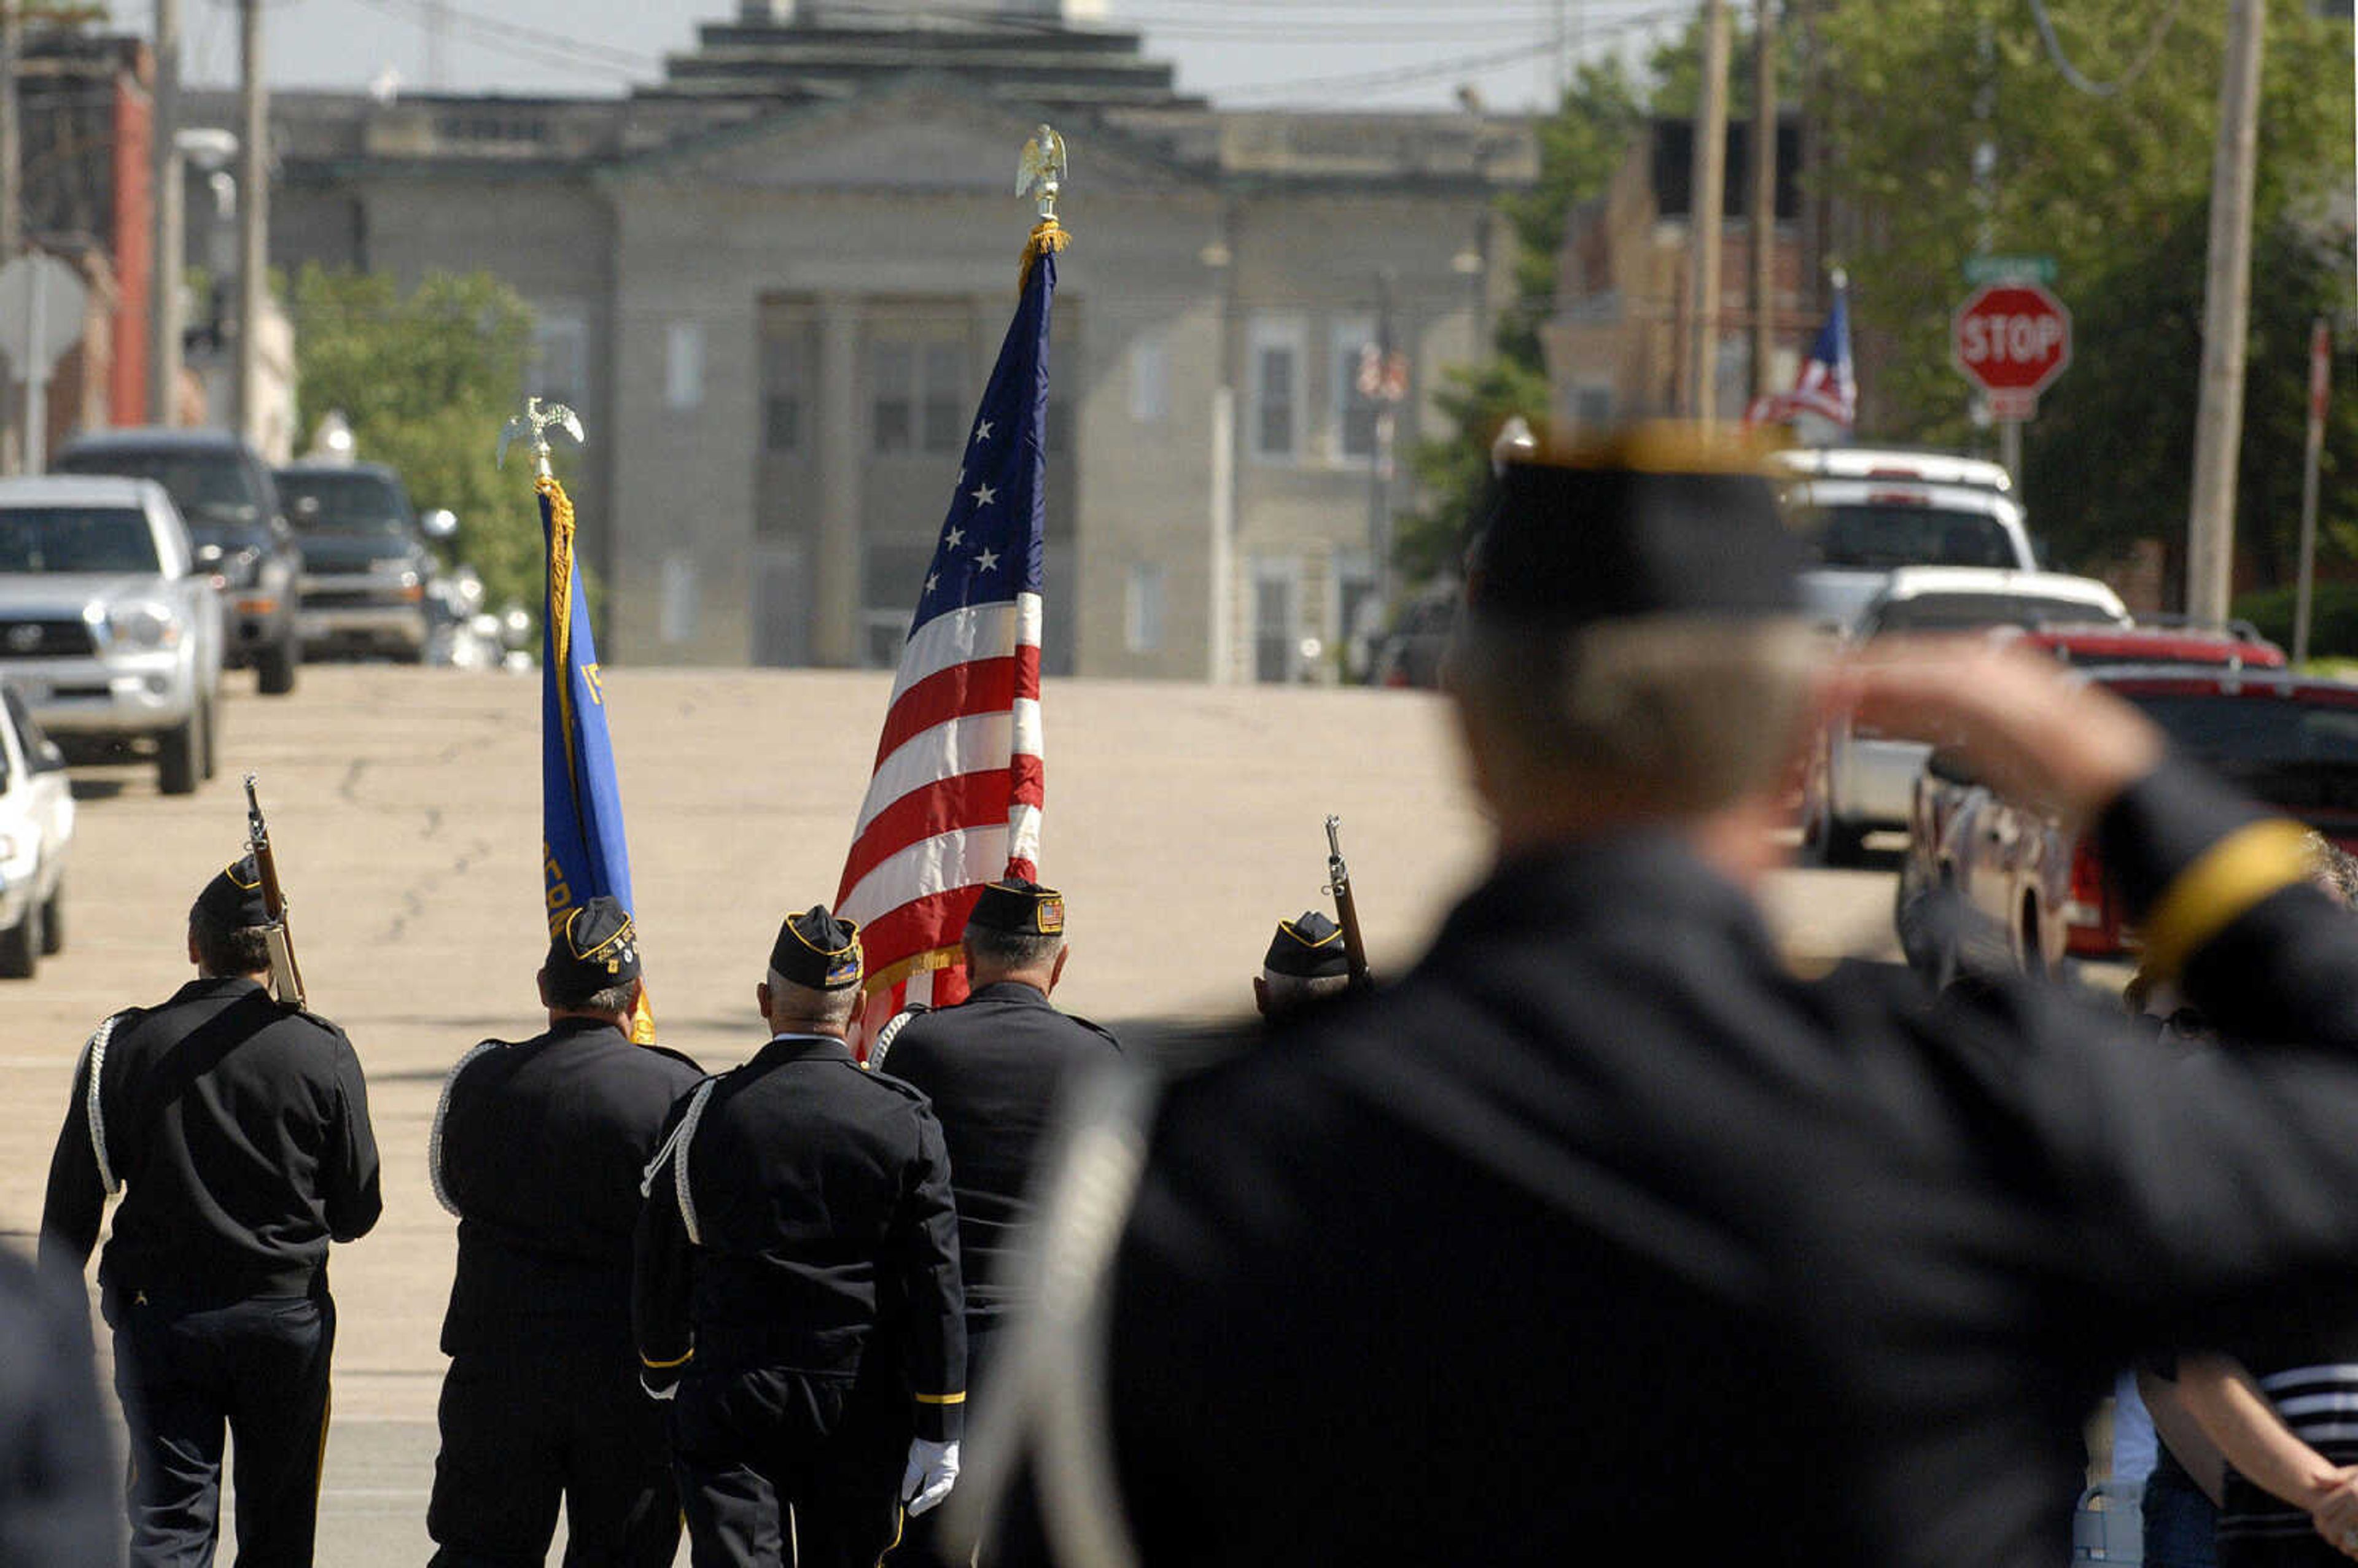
[
  {"x1": 835, "y1": 241, "x2": 1060, "y2": 1053},
  {"x1": 1748, "y1": 278, "x2": 1856, "y2": 431}
]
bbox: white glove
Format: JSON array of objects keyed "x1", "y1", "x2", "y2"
[{"x1": 900, "y1": 1437, "x2": 960, "y2": 1518}]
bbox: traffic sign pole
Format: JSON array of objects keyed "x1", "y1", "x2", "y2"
[{"x1": 2295, "y1": 317, "x2": 2333, "y2": 665}]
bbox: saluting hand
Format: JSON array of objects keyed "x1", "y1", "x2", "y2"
[{"x1": 2308, "y1": 1468, "x2": 2358, "y2": 1559}]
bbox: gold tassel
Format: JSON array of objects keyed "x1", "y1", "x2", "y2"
[{"x1": 1019, "y1": 218, "x2": 1071, "y2": 292}]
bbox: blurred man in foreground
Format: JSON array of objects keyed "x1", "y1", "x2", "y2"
[
  {"x1": 982, "y1": 432, "x2": 2358, "y2": 1568},
  {"x1": 427, "y1": 896, "x2": 704, "y2": 1567},
  {"x1": 41, "y1": 857, "x2": 380, "y2": 1568}
]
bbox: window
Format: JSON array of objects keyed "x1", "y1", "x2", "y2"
[
  {"x1": 531, "y1": 308, "x2": 588, "y2": 410},
  {"x1": 1572, "y1": 383, "x2": 1614, "y2": 428},
  {"x1": 763, "y1": 330, "x2": 809, "y2": 454},
  {"x1": 665, "y1": 322, "x2": 705, "y2": 413},
  {"x1": 1125, "y1": 562, "x2": 1166, "y2": 654},
  {"x1": 1330, "y1": 316, "x2": 1378, "y2": 463},
  {"x1": 1130, "y1": 330, "x2": 1170, "y2": 424},
  {"x1": 1248, "y1": 316, "x2": 1306, "y2": 463},
  {"x1": 660, "y1": 556, "x2": 699, "y2": 645},
  {"x1": 1333, "y1": 549, "x2": 1381, "y2": 666},
  {"x1": 1251, "y1": 556, "x2": 1301, "y2": 683},
  {"x1": 872, "y1": 343, "x2": 916, "y2": 453},
  {"x1": 873, "y1": 338, "x2": 970, "y2": 455}
]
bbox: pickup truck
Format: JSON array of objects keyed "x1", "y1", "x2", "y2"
[{"x1": 0, "y1": 476, "x2": 225, "y2": 794}]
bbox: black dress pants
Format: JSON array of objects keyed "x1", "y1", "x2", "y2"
[
  {"x1": 669, "y1": 1365, "x2": 903, "y2": 1568},
  {"x1": 428, "y1": 1339, "x2": 681, "y2": 1568},
  {"x1": 111, "y1": 1289, "x2": 335, "y2": 1568}
]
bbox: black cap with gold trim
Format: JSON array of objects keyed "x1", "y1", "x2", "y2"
[
  {"x1": 193, "y1": 855, "x2": 270, "y2": 930},
  {"x1": 967, "y1": 877, "x2": 1066, "y2": 938},
  {"x1": 1465, "y1": 425, "x2": 1805, "y2": 629},
  {"x1": 547, "y1": 896, "x2": 641, "y2": 999},
  {"x1": 1264, "y1": 911, "x2": 1350, "y2": 980},
  {"x1": 770, "y1": 906, "x2": 863, "y2": 992}
]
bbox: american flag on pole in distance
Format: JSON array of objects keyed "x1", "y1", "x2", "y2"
[
  {"x1": 833, "y1": 231, "x2": 1064, "y2": 1054},
  {"x1": 1746, "y1": 273, "x2": 1857, "y2": 432}
]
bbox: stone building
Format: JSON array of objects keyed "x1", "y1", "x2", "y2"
[{"x1": 185, "y1": 0, "x2": 1535, "y2": 677}]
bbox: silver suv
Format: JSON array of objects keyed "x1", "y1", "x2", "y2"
[{"x1": 0, "y1": 478, "x2": 225, "y2": 794}]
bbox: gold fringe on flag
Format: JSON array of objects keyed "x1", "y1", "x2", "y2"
[{"x1": 1019, "y1": 218, "x2": 1070, "y2": 292}]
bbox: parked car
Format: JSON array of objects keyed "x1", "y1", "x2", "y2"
[
  {"x1": 1998, "y1": 618, "x2": 2287, "y2": 672},
  {"x1": 276, "y1": 462, "x2": 452, "y2": 662},
  {"x1": 0, "y1": 684, "x2": 76, "y2": 977},
  {"x1": 53, "y1": 427, "x2": 302, "y2": 694},
  {"x1": 1368, "y1": 587, "x2": 1457, "y2": 690},
  {"x1": 1799, "y1": 566, "x2": 2131, "y2": 866},
  {"x1": 1782, "y1": 475, "x2": 2040, "y2": 633},
  {"x1": 0, "y1": 476, "x2": 225, "y2": 796},
  {"x1": 1901, "y1": 661, "x2": 2358, "y2": 977},
  {"x1": 1768, "y1": 445, "x2": 2015, "y2": 495}
]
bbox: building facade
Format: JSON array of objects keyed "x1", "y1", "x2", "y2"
[{"x1": 185, "y1": 1, "x2": 1533, "y2": 677}]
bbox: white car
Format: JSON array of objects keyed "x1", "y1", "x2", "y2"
[
  {"x1": 0, "y1": 683, "x2": 75, "y2": 977},
  {"x1": 1800, "y1": 567, "x2": 2131, "y2": 866},
  {"x1": 1768, "y1": 446, "x2": 2015, "y2": 495},
  {"x1": 1783, "y1": 476, "x2": 2039, "y2": 634}
]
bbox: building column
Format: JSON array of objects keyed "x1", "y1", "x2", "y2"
[{"x1": 814, "y1": 292, "x2": 862, "y2": 667}]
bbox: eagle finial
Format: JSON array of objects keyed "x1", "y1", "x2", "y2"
[{"x1": 1017, "y1": 124, "x2": 1068, "y2": 223}]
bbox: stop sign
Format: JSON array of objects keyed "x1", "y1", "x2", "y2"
[{"x1": 1953, "y1": 282, "x2": 2072, "y2": 397}]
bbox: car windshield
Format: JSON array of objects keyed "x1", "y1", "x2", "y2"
[
  {"x1": 0, "y1": 506, "x2": 161, "y2": 573},
  {"x1": 1796, "y1": 503, "x2": 2018, "y2": 570},
  {"x1": 2125, "y1": 693, "x2": 2358, "y2": 766},
  {"x1": 1870, "y1": 594, "x2": 2120, "y2": 634},
  {"x1": 56, "y1": 449, "x2": 259, "y2": 525},
  {"x1": 278, "y1": 472, "x2": 414, "y2": 537}
]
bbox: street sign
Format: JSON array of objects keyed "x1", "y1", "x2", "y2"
[
  {"x1": 1963, "y1": 254, "x2": 2058, "y2": 286},
  {"x1": 1986, "y1": 389, "x2": 2041, "y2": 422},
  {"x1": 0, "y1": 253, "x2": 86, "y2": 382},
  {"x1": 1953, "y1": 282, "x2": 2072, "y2": 400}
]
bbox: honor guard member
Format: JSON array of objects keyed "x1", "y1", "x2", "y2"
[
  {"x1": 634, "y1": 906, "x2": 965, "y2": 1568},
  {"x1": 873, "y1": 879, "x2": 1119, "y2": 1568},
  {"x1": 426, "y1": 896, "x2": 705, "y2": 1568},
  {"x1": 983, "y1": 432, "x2": 2358, "y2": 1568},
  {"x1": 1253, "y1": 911, "x2": 1352, "y2": 1020},
  {"x1": 39, "y1": 856, "x2": 381, "y2": 1568},
  {"x1": 0, "y1": 1247, "x2": 116, "y2": 1565}
]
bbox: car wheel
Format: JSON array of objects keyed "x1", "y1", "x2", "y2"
[
  {"x1": 257, "y1": 633, "x2": 299, "y2": 696},
  {"x1": 39, "y1": 874, "x2": 62, "y2": 956},
  {"x1": 158, "y1": 712, "x2": 202, "y2": 796},
  {"x1": 0, "y1": 894, "x2": 43, "y2": 979}
]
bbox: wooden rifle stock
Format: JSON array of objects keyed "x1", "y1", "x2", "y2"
[
  {"x1": 1324, "y1": 814, "x2": 1374, "y2": 990},
  {"x1": 243, "y1": 774, "x2": 306, "y2": 1009}
]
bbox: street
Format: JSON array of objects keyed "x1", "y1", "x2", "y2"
[{"x1": 0, "y1": 665, "x2": 1909, "y2": 1562}]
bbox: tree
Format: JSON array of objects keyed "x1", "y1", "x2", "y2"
[
  {"x1": 291, "y1": 268, "x2": 542, "y2": 619},
  {"x1": 1393, "y1": 58, "x2": 1644, "y2": 584}
]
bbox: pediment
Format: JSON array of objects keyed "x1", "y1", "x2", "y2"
[{"x1": 610, "y1": 80, "x2": 1203, "y2": 197}]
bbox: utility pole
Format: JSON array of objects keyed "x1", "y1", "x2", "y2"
[
  {"x1": 1686, "y1": 0, "x2": 1732, "y2": 423},
  {"x1": 1748, "y1": 0, "x2": 1778, "y2": 403},
  {"x1": 0, "y1": 0, "x2": 20, "y2": 264},
  {"x1": 235, "y1": 0, "x2": 267, "y2": 446},
  {"x1": 2185, "y1": 0, "x2": 2266, "y2": 626},
  {"x1": 149, "y1": 0, "x2": 184, "y2": 425},
  {"x1": 1367, "y1": 268, "x2": 1397, "y2": 619}
]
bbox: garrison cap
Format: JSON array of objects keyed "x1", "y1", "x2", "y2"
[
  {"x1": 770, "y1": 906, "x2": 863, "y2": 992},
  {"x1": 1465, "y1": 425, "x2": 1806, "y2": 629},
  {"x1": 194, "y1": 856, "x2": 270, "y2": 930},
  {"x1": 1265, "y1": 911, "x2": 1350, "y2": 980},
  {"x1": 967, "y1": 877, "x2": 1066, "y2": 938},
  {"x1": 546, "y1": 896, "x2": 641, "y2": 998}
]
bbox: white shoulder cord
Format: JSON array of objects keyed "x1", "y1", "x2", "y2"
[
  {"x1": 868, "y1": 1007, "x2": 925, "y2": 1074},
  {"x1": 427, "y1": 1041, "x2": 502, "y2": 1218},
  {"x1": 639, "y1": 1077, "x2": 720, "y2": 1246},
  {"x1": 80, "y1": 1014, "x2": 126, "y2": 1196}
]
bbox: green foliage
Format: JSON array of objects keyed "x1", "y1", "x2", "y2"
[
  {"x1": 2028, "y1": 209, "x2": 2358, "y2": 586},
  {"x1": 290, "y1": 268, "x2": 542, "y2": 620},
  {"x1": 1813, "y1": 0, "x2": 2354, "y2": 446},
  {"x1": 2233, "y1": 582, "x2": 2358, "y2": 661},
  {"x1": 1393, "y1": 59, "x2": 1644, "y2": 584}
]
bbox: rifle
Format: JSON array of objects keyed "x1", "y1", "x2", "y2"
[
  {"x1": 243, "y1": 774, "x2": 307, "y2": 1009},
  {"x1": 1323, "y1": 814, "x2": 1374, "y2": 992}
]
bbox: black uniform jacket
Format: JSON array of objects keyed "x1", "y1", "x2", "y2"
[
  {"x1": 634, "y1": 1033, "x2": 967, "y2": 1440},
  {"x1": 434, "y1": 1017, "x2": 704, "y2": 1356},
  {"x1": 39, "y1": 977, "x2": 381, "y2": 1305},
  {"x1": 879, "y1": 982, "x2": 1119, "y2": 1316},
  {"x1": 1104, "y1": 763, "x2": 2358, "y2": 1568}
]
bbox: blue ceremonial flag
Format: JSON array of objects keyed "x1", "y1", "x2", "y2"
[{"x1": 538, "y1": 474, "x2": 653, "y2": 1042}]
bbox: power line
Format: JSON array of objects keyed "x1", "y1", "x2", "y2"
[{"x1": 2023, "y1": 0, "x2": 2187, "y2": 99}]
